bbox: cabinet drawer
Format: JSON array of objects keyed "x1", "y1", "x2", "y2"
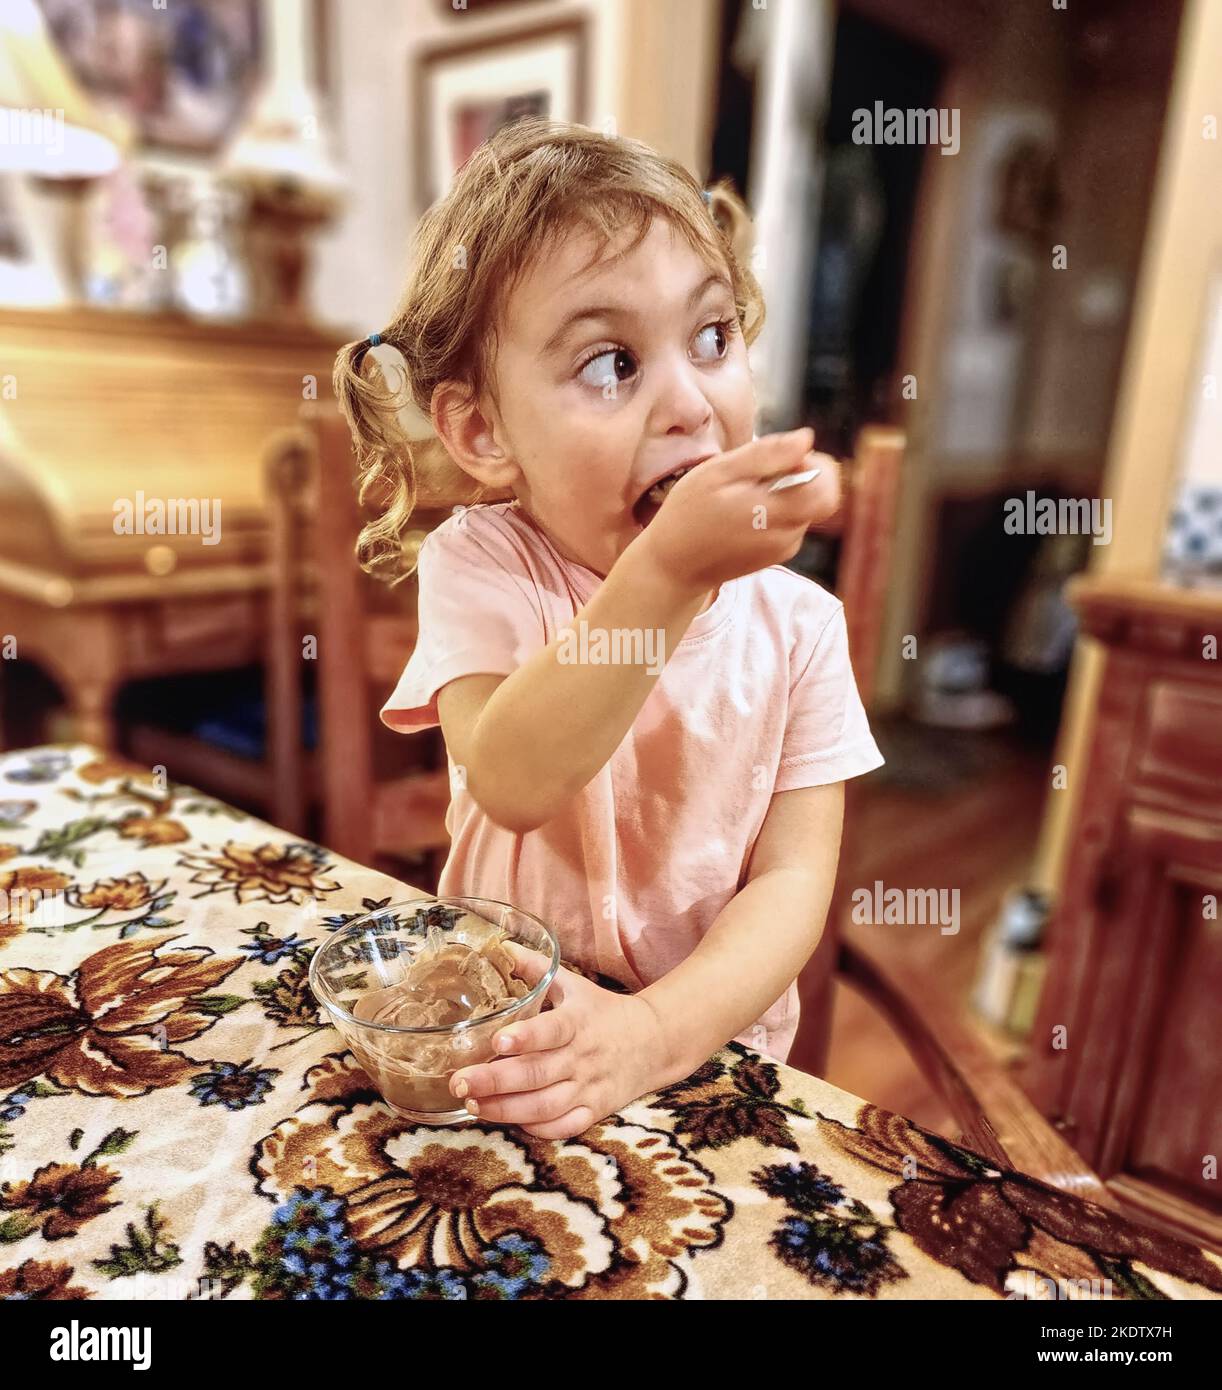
[{"x1": 1133, "y1": 681, "x2": 1222, "y2": 804}]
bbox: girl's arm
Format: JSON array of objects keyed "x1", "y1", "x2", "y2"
[
  {"x1": 437, "y1": 539, "x2": 708, "y2": 833},
  {"x1": 639, "y1": 779, "x2": 845, "y2": 1078}
]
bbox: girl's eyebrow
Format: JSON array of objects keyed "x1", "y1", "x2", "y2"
[{"x1": 541, "y1": 272, "x2": 732, "y2": 357}]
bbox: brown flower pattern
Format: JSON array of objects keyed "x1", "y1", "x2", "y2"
[
  {"x1": 253, "y1": 1052, "x2": 729, "y2": 1298},
  {"x1": 179, "y1": 841, "x2": 340, "y2": 906},
  {"x1": 818, "y1": 1105, "x2": 1222, "y2": 1299},
  {"x1": 0, "y1": 866, "x2": 72, "y2": 945},
  {"x1": 0, "y1": 1258, "x2": 92, "y2": 1300},
  {"x1": 0, "y1": 933, "x2": 243, "y2": 1096},
  {"x1": 1, "y1": 1161, "x2": 120, "y2": 1240},
  {"x1": 76, "y1": 757, "x2": 158, "y2": 786},
  {"x1": 651, "y1": 1047, "x2": 804, "y2": 1152},
  {"x1": 117, "y1": 816, "x2": 189, "y2": 847},
  {"x1": 74, "y1": 873, "x2": 160, "y2": 912}
]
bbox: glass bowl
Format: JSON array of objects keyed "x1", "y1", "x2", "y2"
[{"x1": 308, "y1": 896, "x2": 559, "y2": 1124}]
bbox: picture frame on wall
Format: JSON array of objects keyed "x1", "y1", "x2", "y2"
[
  {"x1": 38, "y1": 0, "x2": 263, "y2": 155},
  {"x1": 413, "y1": 19, "x2": 590, "y2": 212}
]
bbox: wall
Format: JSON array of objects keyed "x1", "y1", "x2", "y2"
[
  {"x1": 1019, "y1": 87, "x2": 1168, "y2": 461},
  {"x1": 311, "y1": 0, "x2": 720, "y2": 337}
]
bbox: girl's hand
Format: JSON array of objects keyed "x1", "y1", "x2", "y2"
[
  {"x1": 448, "y1": 948, "x2": 670, "y2": 1140},
  {"x1": 633, "y1": 428, "x2": 841, "y2": 595}
]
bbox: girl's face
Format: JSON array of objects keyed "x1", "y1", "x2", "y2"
[{"x1": 475, "y1": 216, "x2": 756, "y2": 577}]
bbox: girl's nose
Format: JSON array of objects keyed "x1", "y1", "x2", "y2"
[{"x1": 653, "y1": 357, "x2": 713, "y2": 435}]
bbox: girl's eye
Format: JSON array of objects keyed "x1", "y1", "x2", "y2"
[
  {"x1": 693, "y1": 318, "x2": 735, "y2": 361},
  {"x1": 577, "y1": 348, "x2": 637, "y2": 390},
  {"x1": 574, "y1": 317, "x2": 737, "y2": 389}
]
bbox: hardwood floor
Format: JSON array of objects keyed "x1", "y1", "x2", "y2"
[{"x1": 792, "y1": 726, "x2": 1052, "y2": 1139}]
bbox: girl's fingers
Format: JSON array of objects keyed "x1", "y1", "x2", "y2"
[
  {"x1": 502, "y1": 940, "x2": 555, "y2": 989},
  {"x1": 492, "y1": 1006, "x2": 576, "y2": 1058},
  {"x1": 766, "y1": 455, "x2": 840, "y2": 524},
  {"x1": 464, "y1": 1079, "x2": 582, "y2": 1126},
  {"x1": 502, "y1": 945, "x2": 585, "y2": 1011},
  {"x1": 518, "y1": 1105, "x2": 596, "y2": 1141},
  {"x1": 722, "y1": 427, "x2": 814, "y2": 480},
  {"x1": 804, "y1": 462, "x2": 842, "y2": 521},
  {"x1": 450, "y1": 1045, "x2": 574, "y2": 1101}
]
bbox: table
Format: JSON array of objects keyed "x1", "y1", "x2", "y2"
[{"x1": 1, "y1": 745, "x2": 1219, "y2": 1301}]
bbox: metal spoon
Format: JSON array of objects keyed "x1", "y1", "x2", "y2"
[{"x1": 768, "y1": 465, "x2": 822, "y2": 493}]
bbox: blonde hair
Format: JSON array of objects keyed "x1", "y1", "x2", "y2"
[{"x1": 333, "y1": 117, "x2": 765, "y2": 585}]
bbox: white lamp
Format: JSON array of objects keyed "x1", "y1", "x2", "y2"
[
  {"x1": 220, "y1": 0, "x2": 345, "y2": 321},
  {"x1": 0, "y1": 0, "x2": 133, "y2": 304},
  {"x1": 0, "y1": 0, "x2": 131, "y2": 178}
]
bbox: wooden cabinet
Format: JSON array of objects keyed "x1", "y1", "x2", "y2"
[
  {"x1": 0, "y1": 305, "x2": 343, "y2": 748},
  {"x1": 1024, "y1": 576, "x2": 1222, "y2": 1252}
]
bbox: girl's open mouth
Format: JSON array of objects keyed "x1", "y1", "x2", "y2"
[{"x1": 632, "y1": 462, "x2": 699, "y2": 527}]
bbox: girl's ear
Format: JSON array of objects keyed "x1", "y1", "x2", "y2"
[{"x1": 430, "y1": 380, "x2": 520, "y2": 489}]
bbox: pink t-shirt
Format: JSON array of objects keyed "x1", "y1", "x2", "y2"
[{"x1": 380, "y1": 500, "x2": 884, "y2": 1063}]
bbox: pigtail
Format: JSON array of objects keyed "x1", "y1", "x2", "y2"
[{"x1": 331, "y1": 336, "x2": 420, "y2": 586}]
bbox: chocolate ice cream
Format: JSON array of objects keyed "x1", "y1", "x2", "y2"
[
  {"x1": 352, "y1": 917, "x2": 531, "y2": 1029},
  {"x1": 346, "y1": 914, "x2": 534, "y2": 1116}
]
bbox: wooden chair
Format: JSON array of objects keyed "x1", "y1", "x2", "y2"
[
  {"x1": 789, "y1": 425, "x2": 907, "y2": 1063},
  {"x1": 813, "y1": 423, "x2": 906, "y2": 710},
  {"x1": 124, "y1": 440, "x2": 318, "y2": 835},
  {"x1": 836, "y1": 929, "x2": 1119, "y2": 1207},
  {"x1": 296, "y1": 407, "x2": 453, "y2": 881},
  {"x1": 262, "y1": 431, "x2": 317, "y2": 834}
]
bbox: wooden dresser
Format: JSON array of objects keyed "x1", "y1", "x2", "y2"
[
  {"x1": 1024, "y1": 575, "x2": 1222, "y2": 1252},
  {"x1": 0, "y1": 305, "x2": 342, "y2": 748}
]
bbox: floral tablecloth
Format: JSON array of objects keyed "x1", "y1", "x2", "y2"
[{"x1": 1, "y1": 745, "x2": 1219, "y2": 1301}]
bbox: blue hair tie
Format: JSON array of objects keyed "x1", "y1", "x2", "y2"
[
  {"x1": 368, "y1": 332, "x2": 382, "y2": 347},
  {"x1": 701, "y1": 189, "x2": 712, "y2": 207}
]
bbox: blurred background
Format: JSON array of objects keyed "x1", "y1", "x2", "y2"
[{"x1": 0, "y1": 0, "x2": 1218, "y2": 1251}]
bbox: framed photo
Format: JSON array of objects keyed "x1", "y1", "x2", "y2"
[
  {"x1": 39, "y1": 0, "x2": 262, "y2": 155},
  {"x1": 413, "y1": 19, "x2": 590, "y2": 212}
]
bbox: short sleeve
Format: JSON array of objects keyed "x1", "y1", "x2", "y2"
[
  {"x1": 774, "y1": 601, "x2": 885, "y2": 791},
  {"x1": 379, "y1": 518, "x2": 545, "y2": 733}
]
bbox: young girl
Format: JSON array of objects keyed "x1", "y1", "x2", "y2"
[{"x1": 333, "y1": 118, "x2": 884, "y2": 1141}]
